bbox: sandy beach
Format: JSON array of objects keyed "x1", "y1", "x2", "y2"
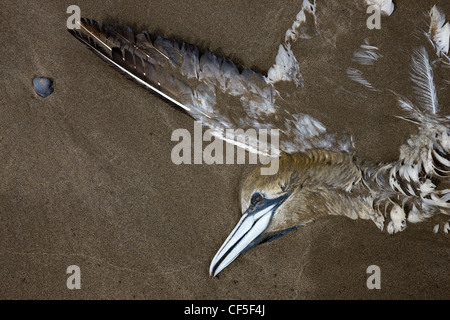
[{"x1": 1, "y1": 0, "x2": 449, "y2": 299}]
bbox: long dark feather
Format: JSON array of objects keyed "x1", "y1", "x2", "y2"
[{"x1": 68, "y1": 18, "x2": 195, "y2": 115}]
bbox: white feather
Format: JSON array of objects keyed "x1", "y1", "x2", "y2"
[
  {"x1": 433, "y1": 224, "x2": 440, "y2": 233},
  {"x1": 444, "y1": 222, "x2": 450, "y2": 234},
  {"x1": 266, "y1": 0, "x2": 316, "y2": 86},
  {"x1": 347, "y1": 68, "x2": 378, "y2": 91},
  {"x1": 410, "y1": 47, "x2": 439, "y2": 114},
  {"x1": 428, "y1": 5, "x2": 450, "y2": 58},
  {"x1": 419, "y1": 179, "x2": 436, "y2": 196},
  {"x1": 353, "y1": 41, "x2": 382, "y2": 66},
  {"x1": 407, "y1": 204, "x2": 423, "y2": 223},
  {"x1": 266, "y1": 44, "x2": 303, "y2": 86},
  {"x1": 285, "y1": 0, "x2": 316, "y2": 43}
]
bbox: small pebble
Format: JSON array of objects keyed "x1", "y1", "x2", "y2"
[{"x1": 33, "y1": 77, "x2": 54, "y2": 98}]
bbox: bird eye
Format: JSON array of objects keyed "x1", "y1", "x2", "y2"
[{"x1": 250, "y1": 193, "x2": 263, "y2": 206}]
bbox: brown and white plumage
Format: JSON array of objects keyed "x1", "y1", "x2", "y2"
[
  {"x1": 428, "y1": 5, "x2": 450, "y2": 61},
  {"x1": 68, "y1": 1, "x2": 351, "y2": 158},
  {"x1": 68, "y1": 1, "x2": 449, "y2": 276}
]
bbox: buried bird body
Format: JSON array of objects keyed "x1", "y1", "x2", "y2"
[{"x1": 68, "y1": 0, "x2": 449, "y2": 277}]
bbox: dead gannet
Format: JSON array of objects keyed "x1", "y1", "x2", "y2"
[{"x1": 68, "y1": 1, "x2": 449, "y2": 277}]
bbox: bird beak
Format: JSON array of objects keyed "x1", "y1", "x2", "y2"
[{"x1": 209, "y1": 193, "x2": 289, "y2": 277}]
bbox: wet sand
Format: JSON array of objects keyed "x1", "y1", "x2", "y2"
[{"x1": 0, "y1": 0, "x2": 449, "y2": 299}]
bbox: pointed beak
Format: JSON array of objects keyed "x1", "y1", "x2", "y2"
[{"x1": 209, "y1": 194, "x2": 289, "y2": 277}]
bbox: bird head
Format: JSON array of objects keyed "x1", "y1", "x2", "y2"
[{"x1": 209, "y1": 151, "x2": 355, "y2": 277}]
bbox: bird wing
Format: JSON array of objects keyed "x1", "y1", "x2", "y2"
[{"x1": 68, "y1": 0, "x2": 352, "y2": 158}]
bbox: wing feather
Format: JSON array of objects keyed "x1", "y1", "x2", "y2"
[{"x1": 69, "y1": 12, "x2": 351, "y2": 157}]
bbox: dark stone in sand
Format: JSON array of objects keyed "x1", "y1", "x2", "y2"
[{"x1": 33, "y1": 77, "x2": 54, "y2": 98}]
